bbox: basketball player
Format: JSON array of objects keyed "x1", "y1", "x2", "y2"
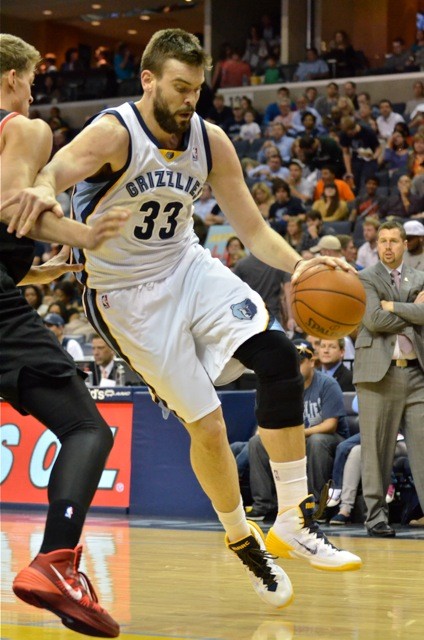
[
  {"x1": 4, "y1": 30, "x2": 362, "y2": 608},
  {"x1": 0, "y1": 34, "x2": 129, "y2": 637}
]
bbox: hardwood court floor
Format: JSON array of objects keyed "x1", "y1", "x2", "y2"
[{"x1": 1, "y1": 512, "x2": 423, "y2": 640}]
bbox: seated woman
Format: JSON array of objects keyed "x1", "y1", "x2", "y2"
[
  {"x1": 311, "y1": 183, "x2": 349, "y2": 221},
  {"x1": 224, "y1": 236, "x2": 246, "y2": 271},
  {"x1": 378, "y1": 130, "x2": 410, "y2": 176},
  {"x1": 250, "y1": 181, "x2": 274, "y2": 219},
  {"x1": 408, "y1": 133, "x2": 424, "y2": 178}
]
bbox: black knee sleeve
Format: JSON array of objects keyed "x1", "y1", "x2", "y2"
[{"x1": 234, "y1": 330, "x2": 304, "y2": 428}]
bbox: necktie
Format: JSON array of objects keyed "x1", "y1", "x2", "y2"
[
  {"x1": 390, "y1": 269, "x2": 413, "y2": 355},
  {"x1": 100, "y1": 366, "x2": 108, "y2": 379}
]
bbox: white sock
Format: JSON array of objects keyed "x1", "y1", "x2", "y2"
[
  {"x1": 269, "y1": 457, "x2": 308, "y2": 511},
  {"x1": 214, "y1": 498, "x2": 250, "y2": 542}
]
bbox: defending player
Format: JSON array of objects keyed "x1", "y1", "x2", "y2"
[
  {"x1": 3, "y1": 30, "x2": 362, "y2": 609},
  {"x1": 0, "y1": 34, "x2": 129, "y2": 637}
]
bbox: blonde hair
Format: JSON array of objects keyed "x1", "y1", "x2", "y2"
[
  {"x1": 0, "y1": 34, "x2": 41, "y2": 76},
  {"x1": 251, "y1": 181, "x2": 273, "y2": 202}
]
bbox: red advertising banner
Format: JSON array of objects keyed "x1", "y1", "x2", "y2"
[{"x1": 0, "y1": 399, "x2": 133, "y2": 507}]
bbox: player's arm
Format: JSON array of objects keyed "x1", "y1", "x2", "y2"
[
  {"x1": 2, "y1": 114, "x2": 129, "y2": 237},
  {"x1": 206, "y1": 123, "x2": 354, "y2": 280}
]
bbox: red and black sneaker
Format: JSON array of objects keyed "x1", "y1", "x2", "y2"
[{"x1": 13, "y1": 545, "x2": 119, "y2": 638}]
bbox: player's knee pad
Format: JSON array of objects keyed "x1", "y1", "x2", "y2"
[{"x1": 234, "y1": 330, "x2": 304, "y2": 429}]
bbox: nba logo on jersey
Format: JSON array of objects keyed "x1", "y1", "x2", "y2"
[
  {"x1": 231, "y1": 298, "x2": 257, "y2": 321},
  {"x1": 192, "y1": 146, "x2": 198, "y2": 161},
  {"x1": 101, "y1": 294, "x2": 110, "y2": 309},
  {"x1": 65, "y1": 506, "x2": 74, "y2": 519}
]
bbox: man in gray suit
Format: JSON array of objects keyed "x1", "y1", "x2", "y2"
[{"x1": 353, "y1": 221, "x2": 424, "y2": 537}]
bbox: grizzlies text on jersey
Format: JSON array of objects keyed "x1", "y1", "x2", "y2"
[{"x1": 72, "y1": 101, "x2": 212, "y2": 290}]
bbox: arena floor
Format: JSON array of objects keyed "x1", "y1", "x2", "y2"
[{"x1": 1, "y1": 511, "x2": 423, "y2": 640}]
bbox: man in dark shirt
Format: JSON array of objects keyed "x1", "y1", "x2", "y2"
[
  {"x1": 339, "y1": 117, "x2": 381, "y2": 192},
  {"x1": 268, "y1": 180, "x2": 305, "y2": 235}
]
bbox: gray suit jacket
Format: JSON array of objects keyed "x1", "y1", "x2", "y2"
[{"x1": 353, "y1": 262, "x2": 424, "y2": 384}]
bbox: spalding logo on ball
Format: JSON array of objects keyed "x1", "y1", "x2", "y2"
[{"x1": 291, "y1": 263, "x2": 366, "y2": 339}]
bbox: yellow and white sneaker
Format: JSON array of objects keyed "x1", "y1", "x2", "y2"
[
  {"x1": 266, "y1": 495, "x2": 362, "y2": 572},
  {"x1": 226, "y1": 521, "x2": 294, "y2": 608}
]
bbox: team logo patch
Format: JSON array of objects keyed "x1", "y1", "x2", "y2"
[
  {"x1": 192, "y1": 146, "x2": 198, "y2": 161},
  {"x1": 101, "y1": 294, "x2": 110, "y2": 309},
  {"x1": 231, "y1": 298, "x2": 257, "y2": 321}
]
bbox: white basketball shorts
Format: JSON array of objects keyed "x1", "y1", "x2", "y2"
[{"x1": 87, "y1": 243, "x2": 269, "y2": 423}]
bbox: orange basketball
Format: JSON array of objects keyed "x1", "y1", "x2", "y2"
[{"x1": 291, "y1": 263, "x2": 366, "y2": 339}]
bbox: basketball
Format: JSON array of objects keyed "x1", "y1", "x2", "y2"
[{"x1": 291, "y1": 263, "x2": 366, "y2": 339}]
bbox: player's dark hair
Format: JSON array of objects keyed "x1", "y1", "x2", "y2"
[{"x1": 141, "y1": 29, "x2": 212, "y2": 76}]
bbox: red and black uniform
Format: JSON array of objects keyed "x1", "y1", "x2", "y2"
[{"x1": 0, "y1": 109, "x2": 113, "y2": 553}]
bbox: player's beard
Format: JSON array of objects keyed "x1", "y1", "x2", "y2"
[{"x1": 153, "y1": 86, "x2": 194, "y2": 135}]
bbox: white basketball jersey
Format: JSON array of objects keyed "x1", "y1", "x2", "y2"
[{"x1": 72, "y1": 102, "x2": 212, "y2": 290}]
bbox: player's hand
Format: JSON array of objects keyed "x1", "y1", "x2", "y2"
[
  {"x1": 84, "y1": 208, "x2": 130, "y2": 250},
  {"x1": 291, "y1": 256, "x2": 356, "y2": 285},
  {"x1": 2, "y1": 186, "x2": 64, "y2": 237},
  {"x1": 19, "y1": 246, "x2": 82, "y2": 285}
]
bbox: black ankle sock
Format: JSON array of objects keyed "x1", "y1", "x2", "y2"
[{"x1": 40, "y1": 500, "x2": 86, "y2": 554}]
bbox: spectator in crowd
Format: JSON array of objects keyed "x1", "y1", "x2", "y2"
[
  {"x1": 250, "y1": 182, "x2": 274, "y2": 219},
  {"x1": 223, "y1": 236, "x2": 245, "y2": 271},
  {"x1": 43, "y1": 52, "x2": 58, "y2": 72},
  {"x1": 89, "y1": 335, "x2": 118, "y2": 387},
  {"x1": 408, "y1": 133, "x2": 424, "y2": 178},
  {"x1": 22, "y1": 284, "x2": 48, "y2": 316},
  {"x1": 337, "y1": 96, "x2": 355, "y2": 119},
  {"x1": 314, "y1": 165, "x2": 355, "y2": 202},
  {"x1": 410, "y1": 28, "x2": 424, "y2": 69},
  {"x1": 220, "y1": 49, "x2": 251, "y2": 88},
  {"x1": 286, "y1": 159, "x2": 314, "y2": 205},
  {"x1": 293, "y1": 47, "x2": 330, "y2": 82},
  {"x1": 284, "y1": 217, "x2": 305, "y2": 254},
  {"x1": 224, "y1": 103, "x2": 246, "y2": 141},
  {"x1": 356, "y1": 217, "x2": 380, "y2": 269},
  {"x1": 378, "y1": 130, "x2": 410, "y2": 176},
  {"x1": 295, "y1": 112, "x2": 321, "y2": 140},
  {"x1": 376, "y1": 99, "x2": 405, "y2": 141},
  {"x1": 409, "y1": 104, "x2": 424, "y2": 132},
  {"x1": 354, "y1": 221, "x2": 424, "y2": 537},
  {"x1": 382, "y1": 37, "x2": 413, "y2": 74},
  {"x1": 295, "y1": 137, "x2": 345, "y2": 179},
  {"x1": 299, "y1": 210, "x2": 326, "y2": 254},
  {"x1": 380, "y1": 174, "x2": 424, "y2": 220},
  {"x1": 239, "y1": 109, "x2": 262, "y2": 142},
  {"x1": 315, "y1": 82, "x2": 339, "y2": 119},
  {"x1": 52, "y1": 280, "x2": 80, "y2": 313},
  {"x1": 356, "y1": 102, "x2": 378, "y2": 132},
  {"x1": 310, "y1": 235, "x2": 343, "y2": 258},
  {"x1": 193, "y1": 183, "x2": 225, "y2": 226},
  {"x1": 411, "y1": 173, "x2": 424, "y2": 198},
  {"x1": 343, "y1": 81, "x2": 359, "y2": 110},
  {"x1": 339, "y1": 116, "x2": 381, "y2": 191},
  {"x1": 349, "y1": 176, "x2": 383, "y2": 222},
  {"x1": 114, "y1": 42, "x2": 136, "y2": 80},
  {"x1": 404, "y1": 81, "x2": 424, "y2": 120},
  {"x1": 247, "y1": 151, "x2": 290, "y2": 187},
  {"x1": 338, "y1": 234, "x2": 361, "y2": 269},
  {"x1": 403, "y1": 220, "x2": 424, "y2": 270},
  {"x1": 206, "y1": 93, "x2": 232, "y2": 127},
  {"x1": 60, "y1": 47, "x2": 84, "y2": 72},
  {"x1": 291, "y1": 95, "x2": 323, "y2": 133},
  {"x1": 268, "y1": 180, "x2": 305, "y2": 234},
  {"x1": 305, "y1": 86, "x2": 318, "y2": 109},
  {"x1": 259, "y1": 13, "x2": 280, "y2": 50},
  {"x1": 311, "y1": 183, "x2": 349, "y2": 221},
  {"x1": 242, "y1": 25, "x2": 269, "y2": 74},
  {"x1": 47, "y1": 300, "x2": 70, "y2": 323},
  {"x1": 43, "y1": 312, "x2": 84, "y2": 361},
  {"x1": 211, "y1": 42, "x2": 233, "y2": 92},
  {"x1": 240, "y1": 96, "x2": 261, "y2": 122},
  {"x1": 272, "y1": 97, "x2": 295, "y2": 131},
  {"x1": 323, "y1": 30, "x2": 358, "y2": 78},
  {"x1": 262, "y1": 55, "x2": 285, "y2": 84},
  {"x1": 94, "y1": 46, "x2": 112, "y2": 69},
  {"x1": 239, "y1": 338, "x2": 350, "y2": 518},
  {"x1": 259, "y1": 122, "x2": 293, "y2": 163},
  {"x1": 317, "y1": 339, "x2": 355, "y2": 391},
  {"x1": 262, "y1": 86, "x2": 295, "y2": 126}
]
